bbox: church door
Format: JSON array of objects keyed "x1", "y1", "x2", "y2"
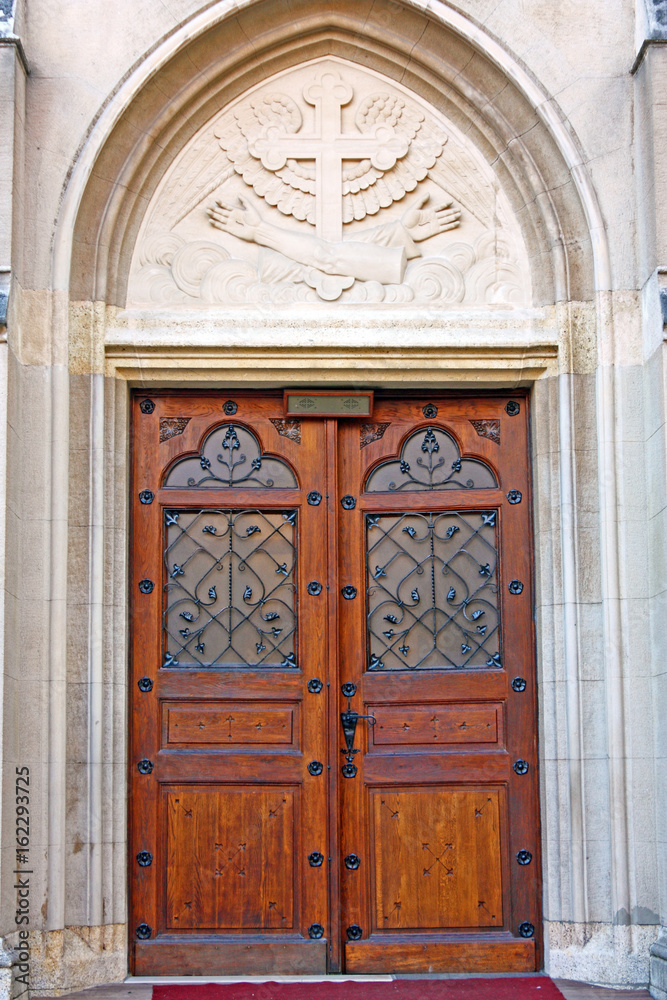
[{"x1": 129, "y1": 390, "x2": 540, "y2": 975}]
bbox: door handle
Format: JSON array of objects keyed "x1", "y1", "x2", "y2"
[{"x1": 340, "y1": 680, "x2": 376, "y2": 767}]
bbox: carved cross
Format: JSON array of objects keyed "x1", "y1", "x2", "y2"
[{"x1": 249, "y1": 71, "x2": 409, "y2": 242}]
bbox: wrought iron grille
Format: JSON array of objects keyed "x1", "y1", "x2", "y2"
[
  {"x1": 164, "y1": 423, "x2": 297, "y2": 489},
  {"x1": 163, "y1": 509, "x2": 297, "y2": 669},
  {"x1": 366, "y1": 511, "x2": 500, "y2": 671},
  {"x1": 365, "y1": 426, "x2": 497, "y2": 492}
]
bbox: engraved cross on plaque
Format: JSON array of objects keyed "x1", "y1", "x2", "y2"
[{"x1": 249, "y1": 71, "x2": 409, "y2": 242}]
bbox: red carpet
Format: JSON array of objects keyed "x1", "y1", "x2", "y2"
[{"x1": 154, "y1": 978, "x2": 565, "y2": 1000}]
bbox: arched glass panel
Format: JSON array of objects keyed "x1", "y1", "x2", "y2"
[
  {"x1": 164, "y1": 423, "x2": 297, "y2": 489},
  {"x1": 365, "y1": 426, "x2": 497, "y2": 492}
]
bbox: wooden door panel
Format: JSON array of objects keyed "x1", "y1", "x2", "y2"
[
  {"x1": 338, "y1": 394, "x2": 540, "y2": 973},
  {"x1": 369, "y1": 704, "x2": 501, "y2": 747},
  {"x1": 163, "y1": 702, "x2": 298, "y2": 747},
  {"x1": 165, "y1": 786, "x2": 296, "y2": 930},
  {"x1": 370, "y1": 788, "x2": 503, "y2": 931}
]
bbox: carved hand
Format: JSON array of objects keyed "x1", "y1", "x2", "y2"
[
  {"x1": 402, "y1": 193, "x2": 461, "y2": 242},
  {"x1": 208, "y1": 196, "x2": 261, "y2": 242}
]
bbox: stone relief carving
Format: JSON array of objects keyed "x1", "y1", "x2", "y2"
[{"x1": 128, "y1": 60, "x2": 530, "y2": 308}]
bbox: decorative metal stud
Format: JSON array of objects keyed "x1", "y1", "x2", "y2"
[
  {"x1": 137, "y1": 677, "x2": 153, "y2": 693},
  {"x1": 344, "y1": 854, "x2": 361, "y2": 870},
  {"x1": 307, "y1": 678, "x2": 323, "y2": 694},
  {"x1": 139, "y1": 490, "x2": 154, "y2": 505},
  {"x1": 518, "y1": 921, "x2": 535, "y2": 938},
  {"x1": 512, "y1": 676, "x2": 527, "y2": 692},
  {"x1": 422, "y1": 403, "x2": 438, "y2": 418},
  {"x1": 139, "y1": 399, "x2": 155, "y2": 415},
  {"x1": 341, "y1": 682, "x2": 357, "y2": 698},
  {"x1": 340, "y1": 495, "x2": 356, "y2": 510},
  {"x1": 508, "y1": 580, "x2": 524, "y2": 595},
  {"x1": 307, "y1": 581, "x2": 323, "y2": 596},
  {"x1": 507, "y1": 489, "x2": 522, "y2": 504},
  {"x1": 346, "y1": 925, "x2": 363, "y2": 941},
  {"x1": 308, "y1": 852, "x2": 324, "y2": 867},
  {"x1": 517, "y1": 850, "x2": 533, "y2": 866},
  {"x1": 136, "y1": 851, "x2": 153, "y2": 867},
  {"x1": 513, "y1": 759, "x2": 529, "y2": 775},
  {"x1": 136, "y1": 923, "x2": 152, "y2": 940},
  {"x1": 308, "y1": 923, "x2": 324, "y2": 939},
  {"x1": 308, "y1": 761, "x2": 324, "y2": 776},
  {"x1": 222, "y1": 400, "x2": 238, "y2": 415},
  {"x1": 341, "y1": 585, "x2": 357, "y2": 600},
  {"x1": 137, "y1": 759, "x2": 154, "y2": 774},
  {"x1": 307, "y1": 491, "x2": 322, "y2": 506},
  {"x1": 342, "y1": 763, "x2": 358, "y2": 779},
  {"x1": 505, "y1": 400, "x2": 520, "y2": 416},
  {"x1": 138, "y1": 579, "x2": 154, "y2": 594}
]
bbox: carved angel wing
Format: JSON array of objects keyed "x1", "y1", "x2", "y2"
[
  {"x1": 154, "y1": 125, "x2": 235, "y2": 233},
  {"x1": 216, "y1": 94, "x2": 318, "y2": 224}
]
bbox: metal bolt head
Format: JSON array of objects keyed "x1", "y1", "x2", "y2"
[
  {"x1": 139, "y1": 399, "x2": 155, "y2": 414},
  {"x1": 512, "y1": 677, "x2": 527, "y2": 692},
  {"x1": 513, "y1": 759, "x2": 529, "y2": 775},
  {"x1": 137, "y1": 759, "x2": 154, "y2": 774},
  {"x1": 307, "y1": 761, "x2": 324, "y2": 776},
  {"x1": 307, "y1": 581, "x2": 323, "y2": 596},
  {"x1": 138, "y1": 579, "x2": 154, "y2": 594},
  {"x1": 136, "y1": 923, "x2": 152, "y2": 940},
  {"x1": 346, "y1": 924, "x2": 363, "y2": 941},
  {"x1": 508, "y1": 580, "x2": 524, "y2": 595},
  {"x1": 518, "y1": 921, "x2": 535, "y2": 938},
  {"x1": 308, "y1": 923, "x2": 324, "y2": 939},
  {"x1": 137, "y1": 677, "x2": 153, "y2": 693},
  {"x1": 342, "y1": 763, "x2": 358, "y2": 778},
  {"x1": 516, "y1": 850, "x2": 533, "y2": 866},
  {"x1": 139, "y1": 490, "x2": 154, "y2": 505},
  {"x1": 422, "y1": 403, "x2": 438, "y2": 418},
  {"x1": 341, "y1": 682, "x2": 357, "y2": 698},
  {"x1": 344, "y1": 854, "x2": 361, "y2": 870},
  {"x1": 308, "y1": 852, "x2": 324, "y2": 867},
  {"x1": 340, "y1": 495, "x2": 356, "y2": 510},
  {"x1": 136, "y1": 851, "x2": 153, "y2": 867},
  {"x1": 307, "y1": 678, "x2": 323, "y2": 694},
  {"x1": 341, "y1": 585, "x2": 357, "y2": 600},
  {"x1": 505, "y1": 400, "x2": 520, "y2": 416},
  {"x1": 222, "y1": 400, "x2": 238, "y2": 415},
  {"x1": 506, "y1": 489, "x2": 522, "y2": 504},
  {"x1": 307, "y1": 491, "x2": 322, "y2": 506}
]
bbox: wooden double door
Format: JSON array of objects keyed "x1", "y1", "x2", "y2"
[{"x1": 129, "y1": 390, "x2": 540, "y2": 976}]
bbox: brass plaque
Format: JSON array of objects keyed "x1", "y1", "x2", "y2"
[{"x1": 285, "y1": 392, "x2": 372, "y2": 417}]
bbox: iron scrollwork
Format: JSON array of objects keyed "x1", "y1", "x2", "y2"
[
  {"x1": 365, "y1": 426, "x2": 497, "y2": 492},
  {"x1": 165, "y1": 423, "x2": 297, "y2": 490},
  {"x1": 366, "y1": 510, "x2": 500, "y2": 671},
  {"x1": 163, "y1": 509, "x2": 297, "y2": 669}
]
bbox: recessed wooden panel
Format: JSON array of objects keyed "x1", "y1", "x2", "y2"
[
  {"x1": 164, "y1": 703, "x2": 296, "y2": 747},
  {"x1": 370, "y1": 704, "x2": 500, "y2": 747},
  {"x1": 165, "y1": 787, "x2": 296, "y2": 930},
  {"x1": 371, "y1": 788, "x2": 503, "y2": 931}
]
